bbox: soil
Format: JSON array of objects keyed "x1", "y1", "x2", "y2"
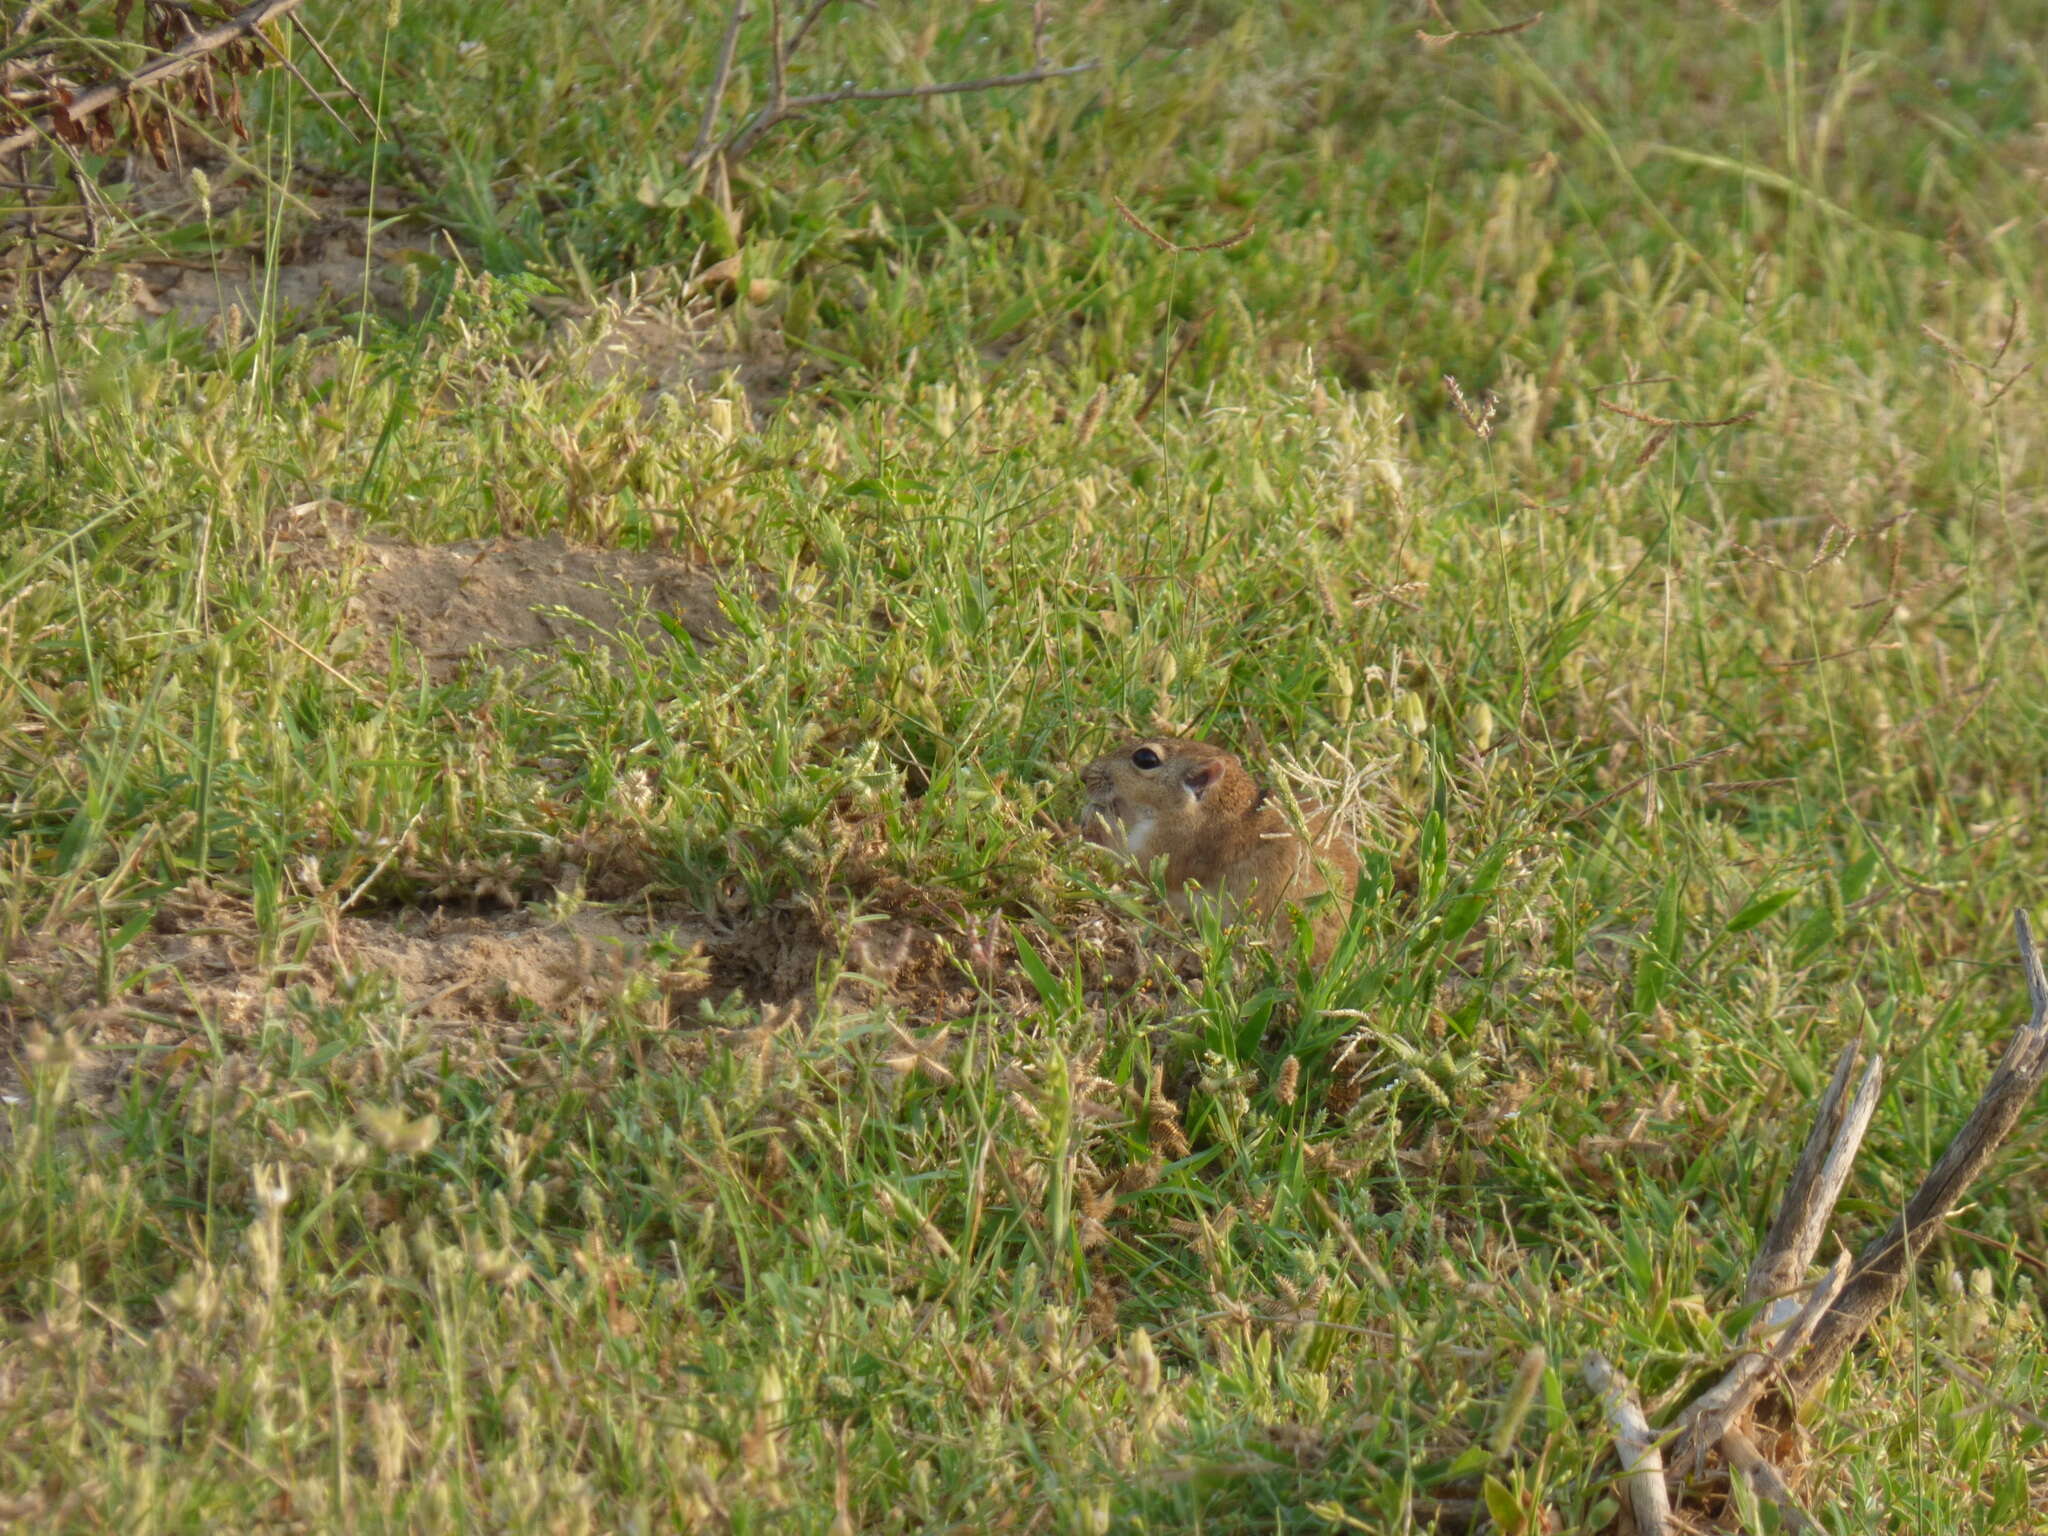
[
  {"x1": 0, "y1": 826, "x2": 1192, "y2": 1108},
  {"x1": 81, "y1": 158, "x2": 457, "y2": 331},
  {"x1": 100, "y1": 159, "x2": 816, "y2": 413},
  {"x1": 0, "y1": 880, "x2": 1007, "y2": 1107},
  {"x1": 0, "y1": 173, "x2": 1148, "y2": 1116},
  {"x1": 273, "y1": 505, "x2": 769, "y2": 681},
  {"x1": 19, "y1": 139, "x2": 830, "y2": 421},
  {"x1": 118, "y1": 215, "x2": 452, "y2": 332}
]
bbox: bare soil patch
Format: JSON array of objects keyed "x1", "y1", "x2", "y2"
[
  {"x1": 0, "y1": 884, "x2": 958, "y2": 1102},
  {"x1": 82, "y1": 159, "x2": 460, "y2": 331},
  {"x1": 2, "y1": 881, "x2": 703, "y2": 1036},
  {"x1": 277, "y1": 508, "x2": 768, "y2": 680},
  {"x1": 0, "y1": 887, "x2": 676, "y2": 1108},
  {"x1": 0, "y1": 875, "x2": 1167, "y2": 1109},
  {"x1": 66, "y1": 154, "x2": 820, "y2": 416},
  {"x1": 118, "y1": 214, "x2": 450, "y2": 332}
]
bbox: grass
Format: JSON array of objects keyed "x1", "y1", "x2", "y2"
[{"x1": 3, "y1": 0, "x2": 2047, "y2": 1530}]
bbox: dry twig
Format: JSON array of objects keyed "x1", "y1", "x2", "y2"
[
  {"x1": 682, "y1": 0, "x2": 1098, "y2": 175},
  {"x1": 1786, "y1": 910, "x2": 2048, "y2": 1398},
  {"x1": 1720, "y1": 1426, "x2": 1824, "y2": 1534},
  {"x1": 1670, "y1": 1251, "x2": 1847, "y2": 1478},
  {"x1": 1581, "y1": 1353, "x2": 1672, "y2": 1536},
  {"x1": 247, "y1": 18, "x2": 356, "y2": 140},
  {"x1": 766, "y1": 0, "x2": 786, "y2": 114},
  {"x1": 285, "y1": 15, "x2": 375, "y2": 126},
  {"x1": 721, "y1": 61, "x2": 1097, "y2": 165},
  {"x1": 1640, "y1": 910, "x2": 2048, "y2": 1527},
  {"x1": 0, "y1": 0, "x2": 311, "y2": 161},
  {"x1": 1744, "y1": 1041, "x2": 1884, "y2": 1314},
  {"x1": 784, "y1": 0, "x2": 838, "y2": 59},
  {"x1": 688, "y1": 1, "x2": 752, "y2": 169}
]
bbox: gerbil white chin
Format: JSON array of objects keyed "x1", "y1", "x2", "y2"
[{"x1": 1118, "y1": 811, "x2": 1158, "y2": 861}]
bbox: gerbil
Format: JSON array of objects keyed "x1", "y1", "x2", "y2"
[{"x1": 1079, "y1": 736, "x2": 1359, "y2": 965}]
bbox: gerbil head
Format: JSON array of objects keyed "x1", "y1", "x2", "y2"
[{"x1": 1078, "y1": 736, "x2": 1258, "y2": 860}]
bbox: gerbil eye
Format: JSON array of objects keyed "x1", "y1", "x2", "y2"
[{"x1": 1131, "y1": 746, "x2": 1162, "y2": 770}]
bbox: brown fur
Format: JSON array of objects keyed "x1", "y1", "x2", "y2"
[{"x1": 1079, "y1": 736, "x2": 1359, "y2": 964}]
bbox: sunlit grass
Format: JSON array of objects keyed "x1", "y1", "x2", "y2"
[{"x1": 2, "y1": 2, "x2": 2045, "y2": 1531}]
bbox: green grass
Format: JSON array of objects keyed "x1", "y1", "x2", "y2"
[{"x1": 3, "y1": 1, "x2": 2047, "y2": 1530}]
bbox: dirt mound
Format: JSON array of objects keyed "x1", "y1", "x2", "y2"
[
  {"x1": 5, "y1": 885, "x2": 711, "y2": 1039},
  {"x1": 84, "y1": 161, "x2": 458, "y2": 332},
  {"x1": 0, "y1": 882, "x2": 1010, "y2": 1106},
  {"x1": 339, "y1": 530, "x2": 752, "y2": 679},
  {"x1": 277, "y1": 511, "x2": 767, "y2": 679},
  {"x1": 122, "y1": 215, "x2": 449, "y2": 332}
]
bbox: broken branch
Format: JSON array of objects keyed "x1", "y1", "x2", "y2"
[
  {"x1": 687, "y1": 1, "x2": 752, "y2": 170},
  {"x1": 1787, "y1": 910, "x2": 2048, "y2": 1399},
  {"x1": 1721, "y1": 1426, "x2": 1825, "y2": 1534},
  {"x1": 783, "y1": 0, "x2": 839, "y2": 59},
  {"x1": 720, "y1": 60, "x2": 1097, "y2": 166},
  {"x1": 1581, "y1": 1353, "x2": 1672, "y2": 1536},
  {"x1": 1745, "y1": 1040, "x2": 1883, "y2": 1317},
  {"x1": 1712, "y1": 1425, "x2": 1826, "y2": 1531},
  {"x1": 0, "y1": 0, "x2": 312, "y2": 162},
  {"x1": 1670, "y1": 1250, "x2": 1848, "y2": 1478},
  {"x1": 286, "y1": 15, "x2": 377, "y2": 127}
]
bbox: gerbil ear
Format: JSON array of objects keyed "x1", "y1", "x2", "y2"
[{"x1": 1183, "y1": 760, "x2": 1225, "y2": 801}]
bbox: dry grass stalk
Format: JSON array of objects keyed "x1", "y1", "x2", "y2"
[
  {"x1": 1920, "y1": 298, "x2": 2032, "y2": 407},
  {"x1": 1110, "y1": 195, "x2": 1254, "y2": 255},
  {"x1": 1418, "y1": 3, "x2": 1545, "y2": 49},
  {"x1": 1442, "y1": 374, "x2": 1499, "y2": 439},
  {"x1": 1596, "y1": 397, "x2": 1758, "y2": 430},
  {"x1": 1071, "y1": 387, "x2": 1106, "y2": 446},
  {"x1": 1134, "y1": 310, "x2": 1209, "y2": 425},
  {"x1": 1564, "y1": 742, "x2": 1739, "y2": 824},
  {"x1": 1593, "y1": 386, "x2": 1756, "y2": 483}
]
